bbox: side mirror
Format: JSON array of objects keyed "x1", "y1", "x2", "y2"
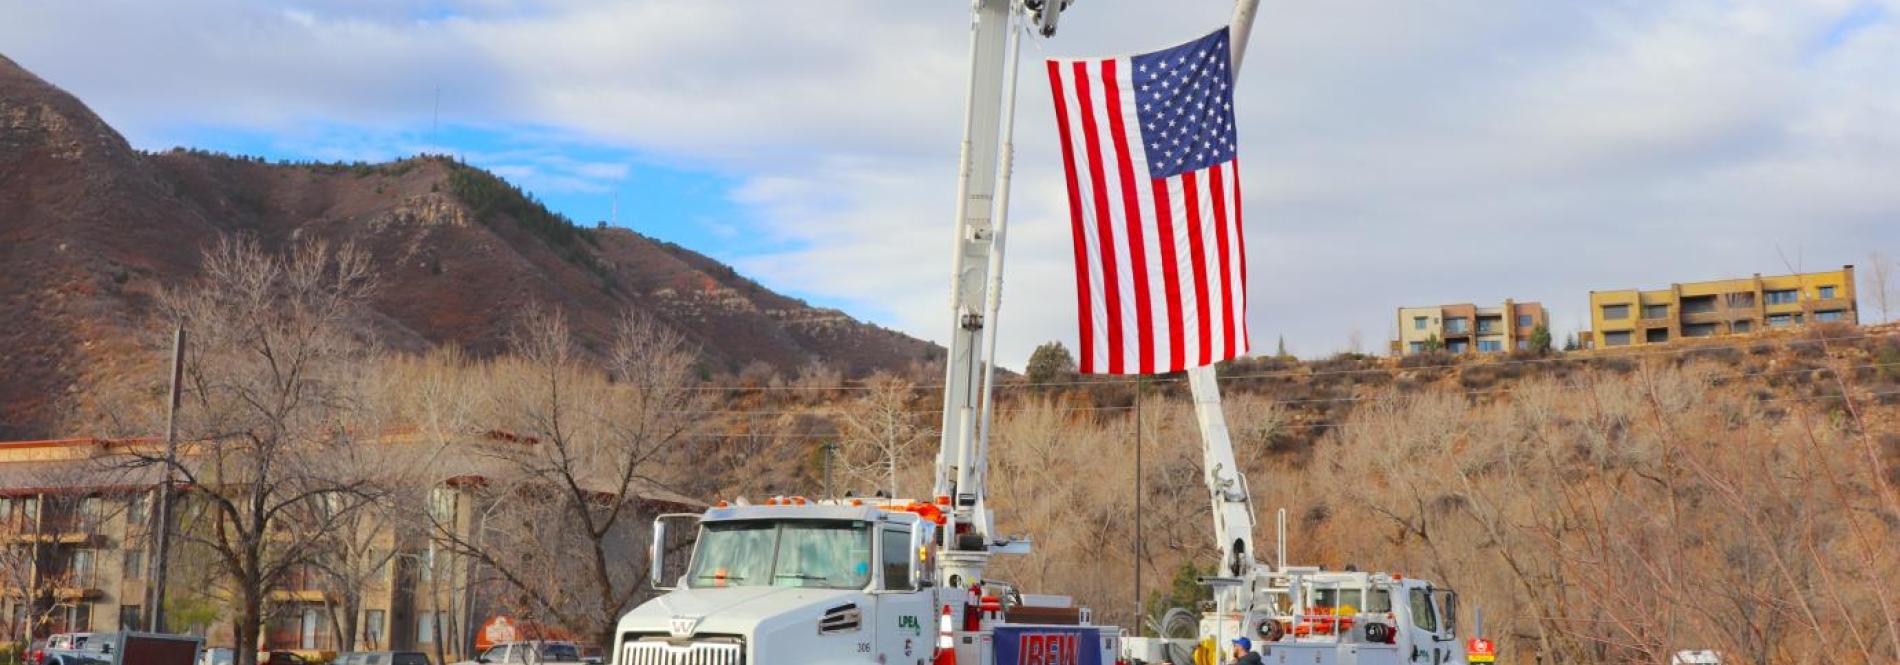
[
  {"x1": 908, "y1": 521, "x2": 932, "y2": 589},
  {"x1": 651, "y1": 513, "x2": 701, "y2": 590},
  {"x1": 649, "y1": 518, "x2": 670, "y2": 590}
]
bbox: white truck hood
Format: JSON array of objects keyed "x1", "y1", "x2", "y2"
[{"x1": 621, "y1": 585, "x2": 863, "y2": 639}]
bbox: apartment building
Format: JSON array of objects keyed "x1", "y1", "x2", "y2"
[
  {"x1": 1394, "y1": 300, "x2": 1549, "y2": 355},
  {"x1": 1588, "y1": 266, "x2": 1858, "y2": 349},
  {"x1": 0, "y1": 436, "x2": 696, "y2": 661}
]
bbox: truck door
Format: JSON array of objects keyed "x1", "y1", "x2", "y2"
[
  {"x1": 1402, "y1": 587, "x2": 1456, "y2": 664},
  {"x1": 873, "y1": 525, "x2": 934, "y2": 665}
]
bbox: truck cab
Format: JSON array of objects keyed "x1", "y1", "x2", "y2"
[
  {"x1": 1245, "y1": 570, "x2": 1465, "y2": 665},
  {"x1": 616, "y1": 499, "x2": 940, "y2": 665}
]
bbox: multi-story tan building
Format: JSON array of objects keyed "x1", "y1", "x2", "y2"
[
  {"x1": 1394, "y1": 300, "x2": 1549, "y2": 355},
  {"x1": 0, "y1": 437, "x2": 696, "y2": 663},
  {"x1": 1588, "y1": 266, "x2": 1859, "y2": 349}
]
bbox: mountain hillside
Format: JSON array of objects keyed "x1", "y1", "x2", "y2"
[{"x1": 0, "y1": 53, "x2": 937, "y2": 437}]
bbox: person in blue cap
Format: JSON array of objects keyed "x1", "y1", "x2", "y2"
[{"x1": 1230, "y1": 637, "x2": 1262, "y2": 665}]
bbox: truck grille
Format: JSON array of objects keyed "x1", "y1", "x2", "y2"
[{"x1": 620, "y1": 638, "x2": 744, "y2": 665}]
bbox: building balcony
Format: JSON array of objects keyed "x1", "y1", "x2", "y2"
[
  {"x1": 1, "y1": 531, "x2": 101, "y2": 545},
  {"x1": 1678, "y1": 309, "x2": 1731, "y2": 325},
  {"x1": 52, "y1": 586, "x2": 104, "y2": 601},
  {"x1": 269, "y1": 589, "x2": 335, "y2": 603}
]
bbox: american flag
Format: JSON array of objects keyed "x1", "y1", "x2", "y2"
[{"x1": 1047, "y1": 27, "x2": 1248, "y2": 375}]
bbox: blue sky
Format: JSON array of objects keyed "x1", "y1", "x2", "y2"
[{"x1": 4, "y1": 0, "x2": 1898, "y2": 364}]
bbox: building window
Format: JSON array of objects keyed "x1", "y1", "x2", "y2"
[
  {"x1": 363, "y1": 610, "x2": 386, "y2": 648},
  {"x1": 1516, "y1": 314, "x2": 1533, "y2": 328},
  {"x1": 1477, "y1": 340, "x2": 1502, "y2": 353},
  {"x1": 1602, "y1": 304, "x2": 1631, "y2": 320},
  {"x1": 54, "y1": 603, "x2": 91, "y2": 633},
  {"x1": 1819, "y1": 286, "x2": 1837, "y2": 299},
  {"x1": 1412, "y1": 316, "x2": 1427, "y2": 330},
  {"x1": 119, "y1": 605, "x2": 142, "y2": 632},
  {"x1": 127, "y1": 495, "x2": 150, "y2": 528},
  {"x1": 1681, "y1": 295, "x2": 1717, "y2": 314},
  {"x1": 1732, "y1": 320, "x2": 1753, "y2": 333},
  {"x1": 1815, "y1": 310, "x2": 1845, "y2": 323},
  {"x1": 1444, "y1": 317, "x2": 1469, "y2": 334},
  {"x1": 1476, "y1": 317, "x2": 1500, "y2": 334},
  {"x1": 124, "y1": 548, "x2": 145, "y2": 579},
  {"x1": 69, "y1": 550, "x2": 95, "y2": 586},
  {"x1": 1646, "y1": 328, "x2": 1669, "y2": 344},
  {"x1": 1767, "y1": 313, "x2": 1797, "y2": 327},
  {"x1": 1642, "y1": 304, "x2": 1669, "y2": 320},
  {"x1": 1407, "y1": 342, "x2": 1425, "y2": 354},
  {"x1": 1765, "y1": 289, "x2": 1798, "y2": 305},
  {"x1": 1604, "y1": 331, "x2": 1633, "y2": 347},
  {"x1": 1726, "y1": 292, "x2": 1756, "y2": 308},
  {"x1": 299, "y1": 607, "x2": 330, "y2": 650},
  {"x1": 1516, "y1": 339, "x2": 1529, "y2": 350},
  {"x1": 1683, "y1": 323, "x2": 1718, "y2": 338},
  {"x1": 1446, "y1": 340, "x2": 1469, "y2": 353},
  {"x1": 417, "y1": 612, "x2": 436, "y2": 644},
  {"x1": 428, "y1": 488, "x2": 457, "y2": 525}
]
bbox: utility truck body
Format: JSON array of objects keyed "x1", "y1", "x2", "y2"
[{"x1": 620, "y1": 501, "x2": 1115, "y2": 665}]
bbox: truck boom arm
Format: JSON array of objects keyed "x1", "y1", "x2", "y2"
[{"x1": 1189, "y1": 0, "x2": 1265, "y2": 604}]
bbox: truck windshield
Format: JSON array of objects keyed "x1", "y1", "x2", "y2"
[{"x1": 688, "y1": 520, "x2": 872, "y2": 590}]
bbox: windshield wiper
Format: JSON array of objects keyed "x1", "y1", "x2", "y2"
[
  {"x1": 774, "y1": 573, "x2": 827, "y2": 582},
  {"x1": 694, "y1": 574, "x2": 746, "y2": 582}
]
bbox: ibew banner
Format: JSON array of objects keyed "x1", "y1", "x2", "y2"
[{"x1": 991, "y1": 626, "x2": 1104, "y2": 665}]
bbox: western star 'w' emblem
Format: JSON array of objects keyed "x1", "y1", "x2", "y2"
[{"x1": 670, "y1": 616, "x2": 701, "y2": 638}]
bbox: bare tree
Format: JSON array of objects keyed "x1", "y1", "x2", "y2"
[
  {"x1": 833, "y1": 374, "x2": 930, "y2": 499},
  {"x1": 1868, "y1": 251, "x2": 1894, "y2": 324},
  {"x1": 419, "y1": 306, "x2": 709, "y2": 651},
  {"x1": 126, "y1": 236, "x2": 382, "y2": 665}
]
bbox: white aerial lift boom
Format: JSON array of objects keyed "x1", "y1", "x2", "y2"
[
  {"x1": 615, "y1": 3, "x2": 1120, "y2": 665},
  {"x1": 1135, "y1": 6, "x2": 1468, "y2": 664}
]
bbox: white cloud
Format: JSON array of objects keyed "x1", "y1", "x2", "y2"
[{"x1": 4, "y1": 0, "x2": 1897, "y2": 364}]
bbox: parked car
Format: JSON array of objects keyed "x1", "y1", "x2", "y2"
[
  {"x1": 458, "y1": 641, "x2": 589, "y2": 664},
  {"x1": 199, "y1": 647, "x2": 236, "y2": 665},
  {"x1": 258, "y1": 652, "x2": 309, "y2": 665},
  {"x1": 336, "y1": 652, "x2": 429, "y2": 665},
  {"x1": 39, "y1": 632, "x2": 114, "y2": 665}
]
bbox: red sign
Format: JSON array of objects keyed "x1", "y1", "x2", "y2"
[
  {"x1": 1467, "y1": 638, "x2": 1496, "y2": 663},
  {"x1": 477, "y1": 616, "x2": 519, "y2": 651},
  {"x1": 1018, "y1": 633, "x2": 1081, "y2": 665}
]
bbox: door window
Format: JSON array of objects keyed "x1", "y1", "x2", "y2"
[
  {"x1": 1433, "y1": 588, "x2": 1458, "y2": 634},
  {"x1": 1407, "y1": 588, "x2": 1437, "y2": 632},
  {"x1": 881, "y1": 528, "x2": 914, "y2": 591}
]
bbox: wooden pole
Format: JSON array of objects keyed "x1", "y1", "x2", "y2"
[{"x1": 148, "y1": 323, "x2": 185, "y2": 632}]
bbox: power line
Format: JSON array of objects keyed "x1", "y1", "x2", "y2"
[
  {"x1": 651, "y1": 359, "x2": 1900, "y2": 416},
  {"x1": 667, "y1": 329, "x2": 1898, "y2": 393},
  {"x1": 678, "y1": 385, "x2": 1900, "y2": 441}
]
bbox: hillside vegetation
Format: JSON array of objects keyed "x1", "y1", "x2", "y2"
[{"x1": 672, "y1": 324, "x2": 1900, "y2": 665}]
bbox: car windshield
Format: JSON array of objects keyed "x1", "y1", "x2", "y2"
[{"x1": 687, "y1": 520, "x2": 872, "y2": 590}]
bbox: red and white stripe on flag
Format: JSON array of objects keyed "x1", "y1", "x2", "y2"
[{"x1": 1046, "y1": 28, "x2": 1250, "y2": 375}]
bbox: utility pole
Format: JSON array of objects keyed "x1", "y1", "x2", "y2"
[
  {"x1": 821, "y1": 441, "x2": 838, "y2": 499},
  {"x1": 148, "y1": 323, "x2": 185, "y2": 633},
  {"x1": 1133, "y1": 376, "x2": 1143, "y2": 635}
]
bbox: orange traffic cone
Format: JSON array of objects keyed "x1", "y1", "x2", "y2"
[{"x1": 934, "y1": 604, "x2": 957, "y2": 665}]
